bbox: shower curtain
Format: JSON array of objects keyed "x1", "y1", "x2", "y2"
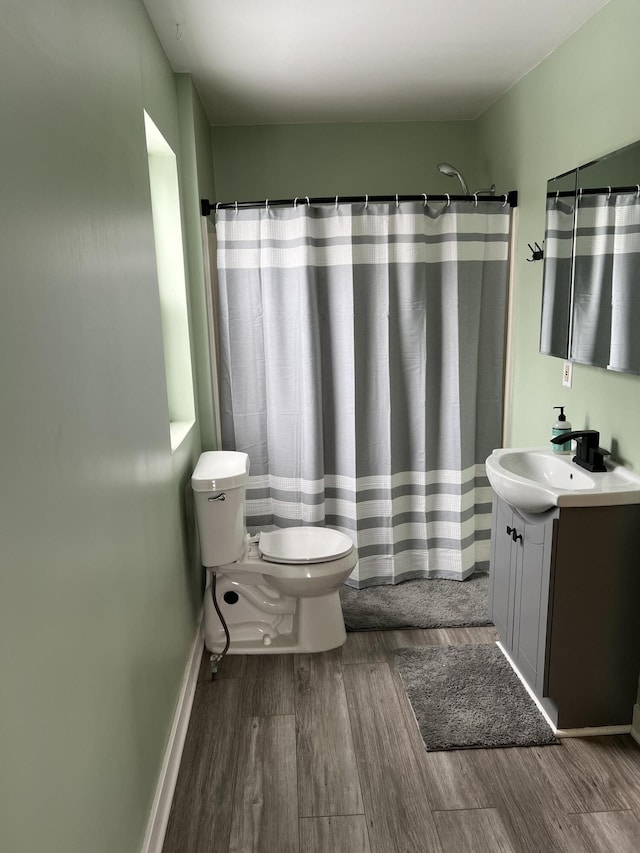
[
  {"x1": 215, "y1": 200, "x2": 510, "y2": 587},
  {"x1": 572, "y1": 191, "x2": 640, "y2": 372},
  {"x1": 540, "y1": 195, "x2": 574, "y2": 357}
]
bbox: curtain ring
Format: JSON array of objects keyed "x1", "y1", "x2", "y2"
[
  {"x1": 365, "y1": 194, "x2": 369, "y2": 208},
  {"x1": 445, "y1": 193, "x2": 450, "y2": 207},
  {"x1": 473, "y1": 193, "x2": 478, "y2": 207},
  {"x1": 215, "y1": 201, "x2": 221, "y2": 211},
  {"x1": 422, "y1": 193, "x2": 428, "y2": 207},
  {"x1": 607, "y1": 186, "x2": 612, "y2": 199},
  {"x1": 556, "y1": 191, "x2": 559, "y2": 202},
  {"x1": 502, "y1": 194, "x2": 508, "y2": 207},
  {"x1": 234, "y1": 201, "x2": 238, "y2": 215},
  {"x1": 306, "y1": 196, "x2": 310, "y2": 206},
  {"x1": 335, "y1": 195, "x2": 339, "y2": 209},
  {"x1": 395, "y1": 193, "x2": 399, "y2": 208},
  {"x1": 636, "y1": 185, "x2": 640, "y2": 198},
  {"x1": 293, "y1": 197, "x2": 298, "y2": 208},
  {"x1": 265, "y1": 199, "x2": 269, "y2": 210}
]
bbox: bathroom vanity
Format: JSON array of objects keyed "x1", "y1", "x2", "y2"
[{"x1": 489, "y1": 494, "x2": 640, "y2": 730}]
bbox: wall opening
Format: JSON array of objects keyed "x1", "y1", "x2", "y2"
[{"x1": 144, "y1": 111, "x2": 195, "y2": 450}]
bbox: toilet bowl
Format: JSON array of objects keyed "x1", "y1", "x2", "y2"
[{"x1": 192, "y1": 451, "x2": 357, "y2": 655}]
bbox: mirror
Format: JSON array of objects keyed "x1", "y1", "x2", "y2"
[{"x1": 540, "y1": 140, "x2": 640, "y2": 374}]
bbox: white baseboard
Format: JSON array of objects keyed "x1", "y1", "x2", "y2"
[
  {"x1": 141, "y1": 616, "x2": 203, "y2": 853},
  {"x1": 631, "y1": 703, "x2": 640, "y2": 746},
  {"x1": 496, "y1": 642, "x2": 559, "y2": 732},
  {"x1": 555, "y1": 723, "x2": 631, "y2": 738}
]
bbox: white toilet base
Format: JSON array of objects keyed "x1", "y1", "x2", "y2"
[{"x1": 204, "y1": 575, "x2": 347, "y2": 655}]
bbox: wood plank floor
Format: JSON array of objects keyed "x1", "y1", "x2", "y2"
[{"x1": 163, "y1": 627, "x2": 640, "y2": 853}]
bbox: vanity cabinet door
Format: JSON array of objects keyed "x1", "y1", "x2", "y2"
[
  {"x1": 511, "y1": 515, "x2": 554, "y2": 695},
  {"x1": 488, "y1": 496, "x2": 517, "y2": 652},
  {"x1": 489, "y1": 496, "x2": 555, "y2": 693}
]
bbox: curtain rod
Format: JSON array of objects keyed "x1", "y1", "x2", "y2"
[
  {"x1": 201, "y1": 191, "x2": 518, "y2": 216},
  {"x1": 548, "y1": 185, "x2": 640, "y2": 199}
]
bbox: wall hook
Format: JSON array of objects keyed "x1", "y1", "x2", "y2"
[{"x1": 527, "y1": 241, "x2": 544, "y2": 262}]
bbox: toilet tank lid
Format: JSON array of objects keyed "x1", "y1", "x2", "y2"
[{"x1": 192, "y1": 451, "x2": 250, "y2": 492}]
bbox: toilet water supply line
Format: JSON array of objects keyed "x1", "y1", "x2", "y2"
[{"x1": 209, "y1": 571, "x2": 231, "y2": 677}]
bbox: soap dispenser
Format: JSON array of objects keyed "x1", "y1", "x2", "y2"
[{"x1": 552, "y1": 406, "x2": 571, "y2": 454}]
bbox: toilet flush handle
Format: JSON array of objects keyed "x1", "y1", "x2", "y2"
[{"x1": 208, "y1": 493, "x2": 227, "y2": 502}]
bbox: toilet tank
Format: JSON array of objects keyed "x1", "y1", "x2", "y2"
[{"x1": 192, "y1": 451, "x2": 250, "y2": 567}]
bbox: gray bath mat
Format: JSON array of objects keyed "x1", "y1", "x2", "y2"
[
  {"x1": 339, "y1": 574, "x2": 492, "y2": 631},
  {"x1": 392, "y1": 643, "x2": 558, "y2": 751}
]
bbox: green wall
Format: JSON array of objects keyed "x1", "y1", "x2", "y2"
[
  {"x1": 211, "y1": 0, "x2": 640, "y2": 475},
  {"x1": 212, "y1": 120, "x2": 481, "y2": 201},
  {"x1": 177, "y1": 74, "x2": 218, "y2": 448},
  {"x1": 477, "y1": 0, "x2": 640, "y2": 468},
  {"x1": 0, "y1": 2, "x2": 213, "y2": 852}
]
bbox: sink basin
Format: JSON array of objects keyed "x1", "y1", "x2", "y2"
[{"x1": 485, "y1": 447, "x2": 640, "y2": 513}]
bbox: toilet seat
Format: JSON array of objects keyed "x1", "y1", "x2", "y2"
[{"x1": 259, "y1": 527, "x2": 354, "y2": 564}]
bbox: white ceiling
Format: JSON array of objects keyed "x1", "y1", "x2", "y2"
[{"x1": 143, "y1": 0, "x2": 609, "y2": 126}]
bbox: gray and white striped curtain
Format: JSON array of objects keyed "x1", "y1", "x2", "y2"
[
  {"x1": 215, "y1": 200, "x2": 510, "y2": 587},
  {"x1": 572, "y1": 192, "x2": 640, "y2": 372},
  {"x1": 540, "y1": 196, "x2": 574, "y2": 357}
]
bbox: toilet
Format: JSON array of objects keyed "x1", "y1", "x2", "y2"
[{"x1": 192, "y1": 451, "x2": 357, "y2": 655}]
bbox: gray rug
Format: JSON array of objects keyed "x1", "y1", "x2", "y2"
[
  {"x1": 339, "y1": 574, "x2": 492, "y2": 631},
  {"x1": 393, "y1": 643, "x2": 558, "y2": 751}
]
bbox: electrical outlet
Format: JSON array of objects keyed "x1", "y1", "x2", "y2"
[{"x1": 562, "y1": 361, "x2": 573, "y2": 388}]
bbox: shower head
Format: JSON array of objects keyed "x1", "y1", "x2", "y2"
[{"x1": 437, "y1": 162, "x2": 470, "y2": 195}]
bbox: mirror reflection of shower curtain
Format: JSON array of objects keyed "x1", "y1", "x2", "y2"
[
  {"x1": 540, "y1": 196, "x2": 574, "y2": 357},
  {"x1": 215, "y1": 201, "x2": 510, "y2": 587},
  {"x1": 572, "y1": 192, "x2": 640, "y2": 372}
]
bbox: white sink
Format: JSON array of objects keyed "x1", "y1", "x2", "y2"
[{"x1": 485, "y1": 447, "x2": 640, "y2": 513}]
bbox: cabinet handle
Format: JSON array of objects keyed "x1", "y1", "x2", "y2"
[{"x1": 506, "y1": 525, "x2": 523, "y2": 543}]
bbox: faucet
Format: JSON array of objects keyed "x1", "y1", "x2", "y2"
[{"x1": 550, "y1": 430, "x2": 610, "y2": 472}]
